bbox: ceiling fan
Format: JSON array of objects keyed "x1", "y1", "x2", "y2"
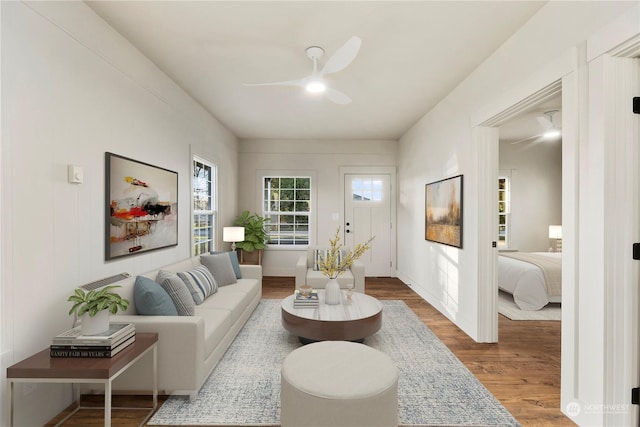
[
  {"x1": 243, "y1": 36, "x2": 361, "y2": 105},
  {"x1": 511, "y1": 110, "x2": 562, "y2": 145}
]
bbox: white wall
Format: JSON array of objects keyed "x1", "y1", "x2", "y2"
[
  {"x1": 1, "y1": 2, "x2": 238, "y2": 425},
  {"x1": 238, "y1": 139, "x2": 397, "y2": 276},
  {"x1": 397, "y1": 1, "x2": 636, "y2": 340},
  {"x1": 499, "y1": 140, "x2": 562, "y2": 252}
]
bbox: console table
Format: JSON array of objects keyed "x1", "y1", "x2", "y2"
[{"x1": 6, "y1": 332, "x2": 158, "y2": 427}]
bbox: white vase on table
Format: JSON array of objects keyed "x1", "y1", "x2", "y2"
[
  {"x1": 80, "y1": 310, "x2": 110, "y2": 335},
  {"x1": 324, "y1": 278, "x2": 342, "y2": 305}
]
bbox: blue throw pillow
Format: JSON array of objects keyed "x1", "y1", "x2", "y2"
[
  {"x1": 134, "y1": 276, "x2": 178, "y2": 316},
  {"x1": 211, "y1": 251, "x2": 242, "y2": 279}
]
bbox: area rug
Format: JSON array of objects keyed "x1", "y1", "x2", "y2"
[
  {"x1": 498, "y1": 291, "x2": 561, "y2": 321},
  {"x1": 149, "y1": 299, "x2": 520, "y2": 426}
]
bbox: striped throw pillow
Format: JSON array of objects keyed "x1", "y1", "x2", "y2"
[
  {"x1": 313, "y1": 249, "x2": 344, "y2": 271},
  {"x1": 177, "y1": 265, "x2": 218, "y2": 305},
  {"x1": 156, "y1": 270, "x2": 196, "y2": 316}
]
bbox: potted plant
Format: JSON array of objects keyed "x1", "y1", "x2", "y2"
[
  {"x1": 68, "y1": 285, "x2": 129, "y2": 335},
  {"x1": 233, "y1": 210, "x2": 268, "y2": 265}
]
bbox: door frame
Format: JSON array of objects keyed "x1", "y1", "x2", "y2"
[
  {"x1": 340, "y1": 166, "x2": 397, "y2": 277},
  {"x1": 472, "y1": 23, "x2": 640, "y2": 425}
]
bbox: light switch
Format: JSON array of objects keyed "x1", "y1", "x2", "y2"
[{"x1": 68, "y1": 165, "x2": 83, "y2": 184}]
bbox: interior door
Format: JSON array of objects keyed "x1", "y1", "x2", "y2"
[{"x1": 344, "y1": 174, "x2": 391, "y2": 277}]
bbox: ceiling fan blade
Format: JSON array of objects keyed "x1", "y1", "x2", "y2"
[
  {"x1": 321, "y1": 36, "x2": 361, "y2": 75},
  {"x1": 325, "y1": 87, "x2": 352, "y2": 105},
  {"x1": 510, "y1": 134, "x2": 542, "y2": 145},
  {"x1": 243, "y1": 79, "x2": 304, "y2": 87}
]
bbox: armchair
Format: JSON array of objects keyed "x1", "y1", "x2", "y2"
[{"x1": 295, "y1": 247, "x2": 365, "y2": 293}]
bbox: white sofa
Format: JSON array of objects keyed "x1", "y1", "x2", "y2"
[
  {"x1": 295, "y1": 247, "x2": 365, "y2": 293},
  {"x1": 104, "y1": 255, "x2": 262, "y2": 398}
]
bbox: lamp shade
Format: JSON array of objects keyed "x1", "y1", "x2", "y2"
[
  {"x1": 548, "y1": 225, "x2": 562, "y2": 239},
  {"x1": 223, "y1": 227, "x2": 245, "y2": 242}
]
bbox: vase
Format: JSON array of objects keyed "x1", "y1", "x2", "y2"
[
  {"x1": 324, "y1": 278, "x2": 342, "y2": 305},
  {"x1": 81, "y1": 310, "x2": 110, "y2": 335}
]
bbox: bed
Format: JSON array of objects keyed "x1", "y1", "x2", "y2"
[{"x1": 498, "y1": 252, "x2": 561, "y2": 311}]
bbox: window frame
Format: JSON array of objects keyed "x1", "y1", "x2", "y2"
[
  {"x1": 257, "y1": 170, "x2": 317, "y2": 249},
  {"x1": 192, "y1": 156, "x2": 218, "y2": 256}
]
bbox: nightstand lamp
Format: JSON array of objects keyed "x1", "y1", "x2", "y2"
[
  {"x1": 223, "y1": 227, "x2": 245, "y2": 251},
  {"x1": 548, "y1": 225, "x2": 562, "y2": 252}
]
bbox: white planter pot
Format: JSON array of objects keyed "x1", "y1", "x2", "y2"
[
  {"x1": 81, "y1": 310, "x2": 110, "y2": 335},
  {"x1": 324, "y1": 278, "x2": 342, "y2": 305}
]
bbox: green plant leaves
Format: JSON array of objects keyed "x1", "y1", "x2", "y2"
[
  {"x1": 234, "y1": 210, "x2": 268, "y2": 252},
  {"x1": 67, "y1": 285, "x2": 129, "y2": 317}
]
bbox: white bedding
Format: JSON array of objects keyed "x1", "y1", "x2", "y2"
[{"x1": 498, "y1": 252, "x2": 561, "y2": 311}]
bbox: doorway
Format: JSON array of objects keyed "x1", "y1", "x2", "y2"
[{"x1": 340, "y1": 167, "x2": 397, "y2": 277}]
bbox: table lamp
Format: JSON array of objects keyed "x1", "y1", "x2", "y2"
[
  {"x1": 223, "y1": 227, "x2": 245, "y2": 251},
  {"x1": 548, "y1": 225, "x2": 562, "y2": 252}
]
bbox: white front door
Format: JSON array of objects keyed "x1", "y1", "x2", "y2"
[{"x1": 344, "y1": 174, "x2": 392, "y2": 277}]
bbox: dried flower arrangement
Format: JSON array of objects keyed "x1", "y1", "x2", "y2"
[{"x1": 317, "y1": 227, "x2": 375, "y2": 279}]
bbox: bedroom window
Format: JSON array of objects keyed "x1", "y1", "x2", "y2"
[
  {"x1": 263, "y1": 176, "x2": 310, "y2": 246},
  {"x1": 193, "y1": 157, "x2": 217, "y2": 255},
  {"x1": 498, "y1": 177, "x2": 510, "y2": 247}
]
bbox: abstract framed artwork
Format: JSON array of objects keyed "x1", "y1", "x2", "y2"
[
  {"x1": 425, "y1": 174, "x2": 463, "y2": 248},
  {"x1": 105, "y1": 152, "x2": 178, "y2": 260}
]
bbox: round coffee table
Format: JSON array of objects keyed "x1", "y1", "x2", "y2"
[{"x1": 281, "y1": 290, "x2": 383, "y2": 343}]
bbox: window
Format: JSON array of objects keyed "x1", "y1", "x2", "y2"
[
  {"x1": 352, "y1": 178, "x2": 383, "y2": 201},
  {"x1": 263, "y1": 177, "x2": 310, "y2": 245},
  {"x1": 498, "y1": 176, "x2": 510, "y2": 247},
  {"x1": 193, "y1": 158, "x2": 217, "y2": 255}
]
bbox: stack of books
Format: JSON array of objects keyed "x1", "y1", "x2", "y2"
[
  {"x1": 50, "y1": 322, "x2": 136, "y2": 358},
  {"x1": 294, "y1": 289, "x2": 319, "y2": 308}
]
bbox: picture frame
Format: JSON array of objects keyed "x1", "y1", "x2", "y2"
[
  {"x1": 425, "y1": 174, "x2": 463, "y2": 248},
  {"x1": 105, "y1": 152, "x2": 178, "y2": 260}
]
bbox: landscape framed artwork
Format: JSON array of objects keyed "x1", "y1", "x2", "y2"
[
  {"x1": 425, "y1": 174, "x2": 463, "y2": 248},
  {"x1": 105, "y1": 152, "x2": 178, "y2": 260}
]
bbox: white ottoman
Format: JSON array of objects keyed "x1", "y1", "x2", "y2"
[{"x1": 281, "y1": 341, "x2": 398, "y2": 427}]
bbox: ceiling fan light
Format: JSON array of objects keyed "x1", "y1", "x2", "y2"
[
  {"x1": 543, "y1": 129, "x2": 562, "y2": 140},
  {"x1": 305, "y1": 80, "x2": 326, "y2": 93}
]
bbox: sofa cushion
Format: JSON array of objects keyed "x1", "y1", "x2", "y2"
[
  {"x1": 199, "y1": 287, "x2": 252, "y2": 323},
  {"x1": 133, "y1": 276, "x2": 178, "y2": 316},
  {"x1": 210, "y1": 251, "x2": 242, "y2": 279},
  {"x1": 193, "y1": 307, "x2": 234, "y2": 358},
  {"x1": 305, "y1": 269, "x2": 355, "y2": 288},
  {"x1": 156, "y1": 270, "x2": 196, "y2": 316},
  {"x1": 201, "y1": 253, "x2": 237, "y2": 286},
  {"x1": 177, "y1": 265, "x2": 218, "y2": 305}
]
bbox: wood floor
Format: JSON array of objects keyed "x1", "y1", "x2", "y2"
[{"x1": 46, "y1": 276, "x2": 574, "y2": 426}]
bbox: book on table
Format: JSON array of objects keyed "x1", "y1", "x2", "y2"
[
  {"x1": 51, "y1": 329, "x2": 136, "y2": 350},
  {"x1": 294, "y1": 289, "x2": 319, "y2": 301},
  {"x1": 52, "y1": 322, "x2": 135, "y2": 346},
  {"x1": 50, "y1": 334, "x2": 136, "y2": 358}
]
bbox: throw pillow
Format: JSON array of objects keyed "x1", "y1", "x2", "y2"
[
  {"x1": 156, "y1": 270, "x2": 196, "y2": 316},
  {"x1": 313, "y1": 248, "x2": 344, "y2": 271},
  {"x1": 133, "y1": 276, "x2": 178, "y2": 316},
  {"x1": 177, "y1": 265, "x2": 218, "y2": 304},
  {"x1": 211, "y1": 250, "x2": 242, "y2": 279},
  {"x1": 201, "y1": 253, "x2": 238, "y2": 287}
]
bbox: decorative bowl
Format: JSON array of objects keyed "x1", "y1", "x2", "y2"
[{"x1": 298, "y1": 285, "x2": 313, "y2": 297}]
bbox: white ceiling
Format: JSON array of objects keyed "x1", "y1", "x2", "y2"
[{"x1": 86, "y1": 1, "x2": 547, "y2": 140}]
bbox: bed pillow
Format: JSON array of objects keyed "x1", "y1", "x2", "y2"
[
  {"x1": 211, "y1": 251, "x2": 242, "y2": 279},
  {"x1": 156, "y1": 270, "x2": 196, "y2": 316},
  {"x1": 133, "y1": 276, "x2": 178, "y2": 316},
  {"x1": 201, "y1": 253, "x2": 238, "y2": 287},
  {"x1": 177, "y1": 265, "x2": 218, "y2": 304}
]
